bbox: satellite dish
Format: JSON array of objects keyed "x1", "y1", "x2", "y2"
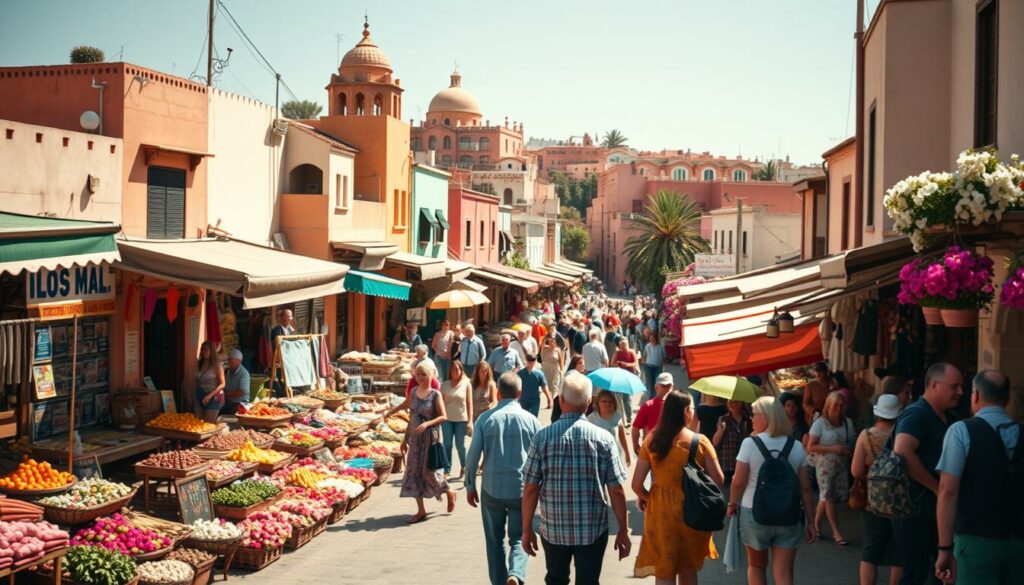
[{"x1": 80, "y1": 111, "x2": 100, "y2": 131}]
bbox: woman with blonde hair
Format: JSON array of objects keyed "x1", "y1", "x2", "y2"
[
  {"x1": 398, "y1": 362, "x2": 457, "y2": 523},
  {"x1": 806, "y1": 390, "x2": 854, "y2": 545},
  {"x1": 728, "y1": 396, "x2": 817, "y2": 585},
  {"x1": 439, "y1": 359, "x2": 472, "y2": 479}
]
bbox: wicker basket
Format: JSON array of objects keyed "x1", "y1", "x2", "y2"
[
  {"x1": 311, "y1": 516, "x2": 328, "y2": 537},
  {"x1": 0, "y1": 480, "x2": 77, "y2": 497},
  {"x1": 391, "y1": 453, "x2": 404, "y2": 473},
  {"x1": 359, "y1": 486, "x2": 372, "y2": 503},
  {"x1": 41, "y1": 487, "x2": 138, "y2": 526},
  {"x1": 132, "y1": 544, "x2": 174, "y2": 562},
  {"x1": 361, "y1": 360, "x2": 399, "y2": 377},
  {"x1": 213, "y1": 493, "x2": 281, "y2": 522},
  {"x1": 185, "y1": 557, "x2": 215, "y2": 585},
  {"x1": 284, "y1": 519, "x2": 320, "y2": 550},
  {"x1": 372, "y1": 464, "x2": 391, "y2": 486},
  {"x1": 345, "y1": 495, "x2": 361, "y2": 514},
  {"x1": 181, "y1": 536, "x2": 241, "y2": 582},
  {"x1": 326, "y1": 501, "x2": 347, "y2": 525},
  {"x1": 232, "y1": 545, "x2": 282, "y2": 571},
  {"x1": 139, "y1": 577, "x2": 191, "y2": 585}
]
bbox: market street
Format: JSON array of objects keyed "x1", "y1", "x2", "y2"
[{"x1": 230, "y1": 366, "x2": 863, "y2": 585}]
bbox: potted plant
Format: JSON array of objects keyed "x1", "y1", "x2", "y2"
[{"x1": 897, "y1": 246, "x2": 995, "y2": 327}]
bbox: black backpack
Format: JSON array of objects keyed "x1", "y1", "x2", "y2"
[
  {"x1": 751, "y1": 436, "x2": 802, "y2": 526},
  {"x1": 682, "y1": 433, "x2": 726, "y2": 532}
]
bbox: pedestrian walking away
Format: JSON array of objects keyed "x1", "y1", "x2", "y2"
[
  {"x1": 632, "y1": 372, "x2": 675, "y2": 457},
  {"x1": 439, "y1": 359, "x2": 473, "y2": 479}
]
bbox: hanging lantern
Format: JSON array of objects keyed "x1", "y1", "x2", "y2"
[
  {"x1": 778, "y1": 311, "x2": 795, "y2": 333},
  {"x1": 766, "y1": 311, "x2": 780, "y2": 338}
]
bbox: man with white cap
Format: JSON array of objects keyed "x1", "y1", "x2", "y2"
[
  {"x1": 631, "y1": 372, "x2": 674, "y2": 456},
  {"x1": 222, "y1": 349, "x2": 250, "y2": 415}
]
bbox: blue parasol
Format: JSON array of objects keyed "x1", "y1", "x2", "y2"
[{"x1": 586, "y1": 367, "x2": 646, "y2": 395}]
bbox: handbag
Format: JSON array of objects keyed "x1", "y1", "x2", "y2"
[
  {"x1": 848, "y1": 428, "x2": 876, "y2": 511},
  {"x1": 425, "y1": 391, "x2": 449, "y2": 471},
  {"x1": 682, "y1": 433, "x2": 727, "y2": 531}
]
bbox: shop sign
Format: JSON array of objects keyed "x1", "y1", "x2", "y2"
[
  {"x1": 406, "y1": 307, "x2": 426, "y2": 325},
  {"x1": 694, "y1": 254, "x2": 736, "y2": 278},
  {"x1": 26, "y1": 265, "x2": 116, "y2": 320}
]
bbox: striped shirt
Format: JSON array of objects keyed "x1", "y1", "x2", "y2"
[
  {"x1": 523, "y1": 412, "x2": 628, "y2": 546},
  {"x1": 465, "y1": 399, "x2": 542, "y2": 499}
]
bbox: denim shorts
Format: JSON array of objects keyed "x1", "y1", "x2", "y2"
[{"x1": 739, "y1": 507, "x2": 803, "y2": 551}]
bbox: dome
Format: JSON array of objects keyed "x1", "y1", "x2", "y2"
[
  {"x1": 340, "y1": 20, "x2": 391, "y2": 70},
  {"x1": 428, "y1": 70, "x2": 482, "y2": 115}
]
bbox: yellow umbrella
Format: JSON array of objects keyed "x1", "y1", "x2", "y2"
[
  {"x1": 510, "y1": 323, "x2": 532, "y2": 333},
  {"x1": 425, "y1": 289, "x2": 491, "y2": 309}
]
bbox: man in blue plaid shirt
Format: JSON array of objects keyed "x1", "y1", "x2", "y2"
[{"x1": 522, "y1": 372, "x2": 631, "y2": 584}]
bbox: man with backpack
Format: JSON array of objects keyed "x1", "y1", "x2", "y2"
[
  {"x1": 892, "y1": 363, "x2": 962, "y2": 585},
  {"x1": 933, "y1": 370, "x2": 1022, "y2": 585}
]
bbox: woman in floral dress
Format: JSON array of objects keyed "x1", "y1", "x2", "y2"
[{"x1": 399, "y1": 363, "x2": 457, "y2": 523}]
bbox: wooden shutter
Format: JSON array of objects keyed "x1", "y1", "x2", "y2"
[{"x1": 147, "y1": 167, "x2": 186, "y2": 239}]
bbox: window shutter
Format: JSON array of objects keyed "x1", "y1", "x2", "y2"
[
  {"x1": 147, "y1": 183, "x2": 167, "y2": 239},
  {"x1": 147, "y1": 167, "x2": 186, "y2": 239}
]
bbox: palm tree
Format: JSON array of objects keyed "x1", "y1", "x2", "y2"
[
  {"x1": 281, "y1": 100, "x2": 323, "y2": 120},
  {"x1": 624, "y1": 190, "x2": 709, "y2": 291},
  {"x1": 601, "y1": 129, "x2": 628, "y2": 148},
  {"x1": 753, "y1": 159, "x2": 777, "y2": 181}
]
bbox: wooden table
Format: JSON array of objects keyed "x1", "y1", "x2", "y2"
[
  {"x1": 32, "y1": 430, "x2": 165, "y2": 466},
  {"x1": 0, "y1": 546, "x2": 66, "y2": 585}
]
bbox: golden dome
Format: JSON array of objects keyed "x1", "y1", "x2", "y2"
[
  {"x1": 340, "y1": 19, "x2": 391, "y2": 70},
  {"x1": 428, "y1": 70, "x2": 482, "y2": 115}
]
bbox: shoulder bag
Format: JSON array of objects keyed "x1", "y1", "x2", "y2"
[
  {"x1": 425, "y1": 391, "x2": 449, "y2": 471},
  {"x1": 682, "y1": 433, "x2": 727, "y2": 532}
]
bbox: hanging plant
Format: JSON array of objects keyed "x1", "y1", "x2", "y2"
[{"x1": 897, "y1": 246, "x2": 995, "y2": 311}]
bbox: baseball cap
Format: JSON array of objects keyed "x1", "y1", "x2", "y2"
[
  {"x1": 228, "y1": 349, "x2": 243, "y2": 360},
  {"x1": 656, "y1": 372, "x2": 673, "y2": 386}
]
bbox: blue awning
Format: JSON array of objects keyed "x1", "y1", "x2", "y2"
[{"x1": 343, "y1": 269, "x2": 411, "y2": 301}]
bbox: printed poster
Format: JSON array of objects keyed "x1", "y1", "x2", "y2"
[{"x1": 32, "y1": 364, "x2": 56, "y2": 400}]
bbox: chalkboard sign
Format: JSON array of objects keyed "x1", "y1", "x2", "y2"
[
  {"x1": 175, "y1": 474, "x2": 213, "y2": 525},
  {"x1": 71, "y1": 456, "x2": 102, "y2": 480},
  {"x1": 347, "y1": 375, "x2": 370, "y2": 395},
  {"x1": 312, "y1": 447, "x2": 336, "y2": 465}
]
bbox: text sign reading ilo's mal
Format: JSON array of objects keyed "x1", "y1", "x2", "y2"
[{"x1": 27, "y1": 265, "x2": 115, "y2": 305}]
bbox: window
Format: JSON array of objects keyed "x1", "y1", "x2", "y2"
[
  {"x1": 441, "y1": 154, "x2": 452, "y2": 164},
  {"x1": 503, "y1": 188, "x2": 514, "y2": 205},
  {"x1": 401, "y1": 191, "x2": 408, "y2": 226},
  {"x1": 672, "y1": 167, "x2": 687, "y2": 180},
  {"x1": 713, "y1": 231, "x2": 718, "y2": 251},
  {"x1": 459, "y1": 136, "x2": 471, "y2": 150},
  {"x1": 479, "y1": 220, "x2": 485, "y2": 248},
  {"x1": 702, "y1": 168, "x2": 715, "y2": 181},
  {"x1": 288, "y1": 163, "x2": 324, "y2": 194},
  {"x1": 842, "y1": 180, "x2": 851, "y2": 249},
  {"x1": 146, "y1": 167, "x2": 186, "y2": 239},
  {"x1": 443, "y1": 136, "x2": 451, "y2": 149},
  {"x1": 728, "y1": 230, "x2": 733, "y2": 253},
  {"x1": 491, "y1": 221, "x2": 496, "y2": 246},
  {"x1": 337, "y1": 93, "x2": 347, "y2": 115},
  {"x1": 632, "y1": 199, "x2": 643, "y2": 214},
  {"x1": 428, "y1": 136, "x2": 437, "y2": 150},
  {"x1": 393, "y1": 189, "x2": 400, "y2": 225},
  {"x1": 355, "y1": 93, "x2": 365, "y2": 115},
  {"x1": 733, "y1": 169, "x2": 747, "y2": 182},
  {"x1": 372, "y1": 94, "x2": 383, "y2": 116},
  {"x1": 639, "y1": 167, "x2": 645, "y2": 176},
  {"x1": 444, "y1": 118, "x2": 451, "y2": 126},
  {"x1": 335, "y1": 173, "x2": 349, "y2": 208},
  {"x1": 479, "y1": 137, "x2": 489, "y2": 150},
  {"x1": 742, "y1": 231, "x2": 748, "y2": 256},
  {"x1": 866, "y1": 102, "x2": 877, "y2": 227},
  {"x1": 418, "y1": 210, "x2": 433, "y2": 244},
  {"x1": 465, "y1": 220, "x2": 472, "y2": 248},
  {"x1": 974, "y1": 0, "x2": 998, "y2": 147},
  {"x1": 459, "y1": 155, "x2": 473, "y2": 165}
]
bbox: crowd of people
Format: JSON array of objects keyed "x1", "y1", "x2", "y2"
[{"x1": 379, "y1": 289, "x2": 1023, "y2": 585}]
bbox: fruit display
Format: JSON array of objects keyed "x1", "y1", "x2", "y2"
[
  {"x1": 237, "y1": 403, "x2": 290, "y2": 417},
  {"x1": 38, "y1": 478, "x2": 133, "y2": 510},
  {"x1": 146, "y1": 413, "x2": 219, "y2": 434},
  {"x1": 238, "y1": 511, "x2": 293, "y2": 549},
  {"x1": 275, "y1": 498, "x2": 331, "y2": 522},
  {"x1": 71, "y1": 513, "x2": 172, "y2": 556},
  {"x1": 316, "y1": 477, "x2": 364, "y2": 498},
  {"x1": 286, "y1": 468, "x2": 326, "y2": 489},
  {"x1": 63, "y1": 545, "x2": 138, "y2": 585},
  {"x1": 188, "y1": 519, "x2": 242, "y2": 542},
  {"x1": 196, "y1": 429, "x2": 273, "y2": 451},
  {"x1": 204, "y1": 460, "x2": 252, "y2": 484},
  {"x1": 309, "y1": 389, "x2": 349, "y2": 401},
  {"x1": 137, "y1": 450, "x2": 206, "y2": 470},
  {"x1": 210, "y1": 479, "x2": 281, "y2": 508},
  {"x1": 0, "y1": 498, "x2": 44, "y2": 521},
  {"x1": 305, "y1": 425, "x2": 346, "y2": 443},
  {"x1": 137, "y1": 559, "x2": 194, "y2": 584},
  {"x1": 281, "y1": 486, "x2": 347, "y2": 507},
  {"x1": 0, "y1": 458, "x2": 75, "y2": 491},
  {"x1": 165, "y1": 547, "x2": 215, "y2": 569},
  {"x1": 336, "y1": 468, "x2": 377, "y2": 487},
  {"x1": 0, "y1": 520, "x2": 68, "y2": 569},
  {"x1": 225, "y1": 441, "x2": 287, "y2": 465},
  {"x1": 273, "y1": 430, "x2": 321, "y2": 448}
]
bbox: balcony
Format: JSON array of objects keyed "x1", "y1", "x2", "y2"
[{"x1": 458, "y1": 143, "x2": 482, "y2": 151}]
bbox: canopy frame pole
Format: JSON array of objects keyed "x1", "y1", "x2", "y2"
[{"x1": 67, "y1": 314, "x2": 79, "y2": 474}]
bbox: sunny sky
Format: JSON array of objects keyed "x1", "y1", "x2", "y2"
[{"x1": 1, "y1": 0, "x2": 858, "y2": 164}]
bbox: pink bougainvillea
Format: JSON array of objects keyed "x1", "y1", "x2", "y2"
[
  {"x1": 661, "y1": 274, "x2": 707, "y2": 335},
  {"x1": 1001, "y1": 266, "x2": 1024, "y2": 310},
  {"x1": 898, "y1": 246, "x2": 994, "y2": 310}
]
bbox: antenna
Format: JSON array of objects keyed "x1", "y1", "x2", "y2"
[{"x1": 335, "y1": 33, "x2": 344, "y2": 63}]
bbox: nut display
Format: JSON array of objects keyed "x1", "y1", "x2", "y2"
[
  {"x1": 137, "y1": 450, "x2": 205, "y2": 470},
  {"x1": 197, "y1": 429, "x2": 273, "y2": 451},
  {"x1": 188, "y1": 519, "x2": 242, "y2": 542},
  {"x1": 137, "y1": 559, "x2": 194, "y2": 584},
  {"x1": 39, "y1": 478, "x2": 133, "y2": 509},
  {"x1": 0, "y1": 458, "x2": 75, "y2": 491},
  {"x1": 165, "y1": 547, "x2": 215, "y2": 568},
  {"x1": 226, "y1": 440, "x2": 288, "y2": 465},
  {"x1": 210, "y1": 479, "x2": 281, "y2": 508},
  {"x1": 146, "y1": 413, "x2": 219, "y2": 433}
]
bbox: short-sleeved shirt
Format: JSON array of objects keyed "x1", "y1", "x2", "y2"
[
  {"x1": 809, "y1": 416, "x2": 854, "y2": 448},
  {"x1": 717, "y1": 414, "x2": 753, "y2": 474},
  {"x1": 582, "y1": 341, "x2": 608, "y2": 372},
  {"x1": 459, "y1": 336, "x2": 487, "y2": 367},
  {"x1": 522, "y1": 413, "x2": 628, "y2": 546},
  {"x1": 696, "y1": 404, "x2": 728, "y2": 437},
  {"x1": 517, "y1": 368, "x2": 548, "y2": 409},
  {"x1": 643, "y1": 343, "x2": 666, "y2": 367},
  {"x1": 634, "y1": 395, "x2": 666, "y2": 434},
  {"x1": 488, "y1": 346, "x2": 524, "y2": 376},
  {"x1": 736, "y1": 432, "x2": 807, "y2": 509},
  {"x1": 224, "y1": 365, "x2": 250, "y2": 404},
  {"x1": 894, "y1": 397, "x2": 951, "y2": 490},
  {"x1": 936, "y1": 406, "x2": 1020, "y2": 477}
]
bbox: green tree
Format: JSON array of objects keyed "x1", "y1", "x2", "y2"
[
  {"x1": 70, "y1": 46, "x2": 104, "y2": 64},
  {"x1": 753, "y1": 159, "x2": 777, "y2": 181},
  {"x1": 501, "y1": 251, "x2": 530, "y2": 270},
  {"x1": 561, "y1": 225, "x2": 591, "y2": 263},
  {"x1": 549, "y1": 170, "x2": 599, "y2": 220},
  {"x1": 623, "y1": 190, "x2": 709, "y2": 292},
  {"x1": 281, "y1": 100, "x2": 323, "y2": 120},
  {"x1": 601, "y1": 129, "x2": 628, "y2": 148},
  {"x1": 559, "y1": 206, "x2": 581, "y2": 222}
]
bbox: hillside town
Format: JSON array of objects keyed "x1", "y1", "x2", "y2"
[{"x1": 0, "y1": 2, "x2": 1023, "y2": 585}]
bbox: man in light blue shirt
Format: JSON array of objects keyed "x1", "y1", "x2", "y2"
[
  {"x1": 459, "y1": 324, "x2": 487, "y2": 378},
  {"x1": 488, "y1": 333, "x2": 524, "y2": 376},
  {"x1": 466, "y1": 372, "x2": 542, "y2": 585}
]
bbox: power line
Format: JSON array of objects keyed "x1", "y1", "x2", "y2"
[
  {"x1": 188, "y1": 15, "x2": 210, "y2": 81},
  {"x1": 216, "y1": 0, "x2": 301, "y2": 104}
]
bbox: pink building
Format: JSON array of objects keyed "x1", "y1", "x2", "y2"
[{"x1": 448, "y1": 168, "x2": 500, "y2": 266}]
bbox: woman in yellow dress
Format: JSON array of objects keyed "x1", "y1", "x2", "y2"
[{"x1": 632, "y1": 389, "x2": 724, "y2": 584}]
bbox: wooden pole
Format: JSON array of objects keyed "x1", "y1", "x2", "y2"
[
  {"x1": 207, "y1": 0, "x2": 215, "y2": 86},
  {"x1": 67, "y1": 314, "x2": 79, "y2": 474}
]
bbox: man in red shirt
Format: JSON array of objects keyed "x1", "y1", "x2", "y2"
[{"x1": 630, "y1": 371, "x2": 674, "y2": 456}]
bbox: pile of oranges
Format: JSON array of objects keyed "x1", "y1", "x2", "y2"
[
  {"x1": 146, "y1": 412, "x2": 219, "y2": 433},
  {"x1": 0, "y1": 458, "x2": 74, "y2": 491}
]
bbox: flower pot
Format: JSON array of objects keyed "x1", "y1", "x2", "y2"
[
  {"x1": 921, "y1": 307, "x2": 943, "y2": 326},
  {"x1": 940, "y1": 309, "x2": 978, "y2": 328}
]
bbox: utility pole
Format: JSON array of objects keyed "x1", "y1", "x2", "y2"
[
  {"x1": 207, "y1": 0, "x2": 215, "y2": 86},
  {"x1": 735, "y1": 198, "x2": 743, "y2": 275}
]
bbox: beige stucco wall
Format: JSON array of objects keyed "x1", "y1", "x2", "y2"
[
  {"x1": 710, "y1": 208, "x2": 801, "y2": 273},
  {"x1": 206, "y1": 89, "x2": 282, "y2": 245},
  {"x1": 827, "y1": 145, "x2": 856, "y2": 254},
  {"x1": 0, "y1": 120, "x2": 123, "y2": 221}
]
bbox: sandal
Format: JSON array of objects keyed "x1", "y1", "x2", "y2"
[
  {"x1": 834, "y1": 537, "x2": 849, "y2": 546},
  {"x1": 408, "y1": 513, "x2": 427, "y2": 524},
  {"x1": 447, "y1": 491, "x2": 458, "y2": 513}
]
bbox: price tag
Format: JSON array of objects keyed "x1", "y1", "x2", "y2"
[{"x1": 175, "y1": 474, "x2": 214, "y2": 524}]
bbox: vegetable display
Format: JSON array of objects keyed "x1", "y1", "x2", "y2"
[
  {"x1": 63, "y1": 545, "x2": 138, "y2": 585},
  {"x1": 137, "y1": 559, "x2": 194, "y2": 584},
  {"x1": 71, "y1": 513, "x2": 173, "y2": 556},
  {"x1": 275, "y1": 430, "x2": 320, "y2": 448},
  {"x1": 286, "y1": 469, "x2": 325, "y2": 489},
  {"x1": 0, "y1": 458, "x2": 74, "y2": 491},
  {"x1": 0, "y1": 520, "x2": 68, "y2": 569},
  {"x1": 238, "y1": 511, "x2": 292, "y2": 549},
  {"x1": 205, "y1": 460, "x2": 250, "y2": 483},
  {"x1": 39, "y1": 478, "x2": 133, "y2": 509},
  {"x1": 237, "y1": 403, "x2": 290, "y2": 417},
  {"x1": 196, "y1": 429, "x2": 273, "y2": 451},
  {"x1": 188, "y1": 519, "x2": 242, "y2": 542},
  {"x1": 146, "y1": 413, "x2": 219, "y2": 434},
  {"x1": 225, "y1": 441, "x2": 287, "y2": 465},
  {"x1": 137, "y1": 451, "x2": 205, "y2": 470},
  {"x1": 165, "y1": 547, "x2": 215, "y2": 568},
  {"x1": 0, "y1": 498, "x2": 44, "y2": 521},
  {"x1": 210, "y1": 479, "x2": 281, "y2": 508}
]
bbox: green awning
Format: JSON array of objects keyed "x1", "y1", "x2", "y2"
[
  {"x1": 343, "y1": 269, "x2": 411, "y2": 301},
  {"x1": 434, "y1": 209, "x2": 450, "y2": 230},
  {"x1": 420, "y1": 208, "x2": 440, "y2": 229},
  {"x1": 0, "y1": 212, "x2": 120, "y2": 275}
]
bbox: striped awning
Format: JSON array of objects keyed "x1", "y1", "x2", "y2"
[{"x1": 0, "y1": 212, "x2": 120, "y2": 275}]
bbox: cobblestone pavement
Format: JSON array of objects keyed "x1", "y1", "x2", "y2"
[{"x1": 232, "y1": 364, "x2": 865, "y2": 584}]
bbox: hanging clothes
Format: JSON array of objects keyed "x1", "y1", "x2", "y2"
[
  {"x1": 852, "y1": 299, "x2": 879, "y2": 357},
  {"x1": 205, "y1": 293, "x2": 222, "y2": 346},
  {"x1": 258, "y1": 314, "x2": 272, "y2": 371},
  {"x1": 0, "y1": 320, "x2": 35, "y2": 385},
  {"x1": 165, "y1": 288, "x2": 181, "y2": 323},
  {"x1": 827, "y1": 297, "x2": 860, "y2": 374},
  {"x1": 142, "y1": 288, "x2": 158, "y2": 322},
  {"x1": 819, "y1": 312, "x2": 834, "y2": 358},
  {"x1": 318, "y1": 334, "x2": 331, "y2": 377}
]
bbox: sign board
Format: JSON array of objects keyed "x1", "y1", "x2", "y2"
[
  {"x1": 176, "y1": 474, "x2": 214, "y2": 525},
  {"x1": 125, "y1": 331, "x2": 139, "y2": 377},
  {"x1": 346, "y1": 375, "x2": 369, "y2": 395},
  {"x1": 406, "y1": 307, "x2": 426, "y2": 325},
  {"x1": 33, "y1": 365, "x2": 56, "y2": 400},
  {"x1": 312, "y1": 447, "x2": 337, "y2": 465},
  {"x1": 160, "y1": 390, "x2": 177, "y2": 414},
  {"x1": 72, "y1": 455, "x2": 102, "y2": 481},
  {"x1": 34, "y1": 327, "x2": 52, "y2": 363},
  {"x1": 694, "y1": 254, "x2": 736, "y2": 278},
  {"x1": 27, "y1": 265, "x2": 116, "y2": 320}
]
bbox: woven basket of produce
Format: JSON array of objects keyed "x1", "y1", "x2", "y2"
[
  {"x1": 180, "y1": 535, "x2": 241, "y2": 557},
  {"x1": 372, "y1": 461, "x2": 392, "y2": 486},
  {"x1": 311, "y1": 515, "x2": 328, "y2": 537},
  {"x1": 233, "y1": 545, "x2": 282, "y2": 571},
  {"x1": 165, "y1": 548, "x2": 216, "y2": 585},
  {"x1": 283, "y1": 521, "x2": 317, "y2": 551},
  {"x1": 359, "y1": 486, "x2": 372, "y2": 503},
  {"x1": 361, "y1": 360, "x2": 399, "y2": 377},
  {"x1": 327, "y1": 501, "x2": 347, "y2": 525},
  {"x1": 0, "y1": 458, "x2": 76, "y2": 496},
  {"x1": 41, "y1": 485, "x2": 138, "y2": 526},
  {"x1": 344, "y1": 494, "x2": 361, "y2": 514},
  {"x1": 137, "y1": 558, "x2": 194, "y2": 585}
]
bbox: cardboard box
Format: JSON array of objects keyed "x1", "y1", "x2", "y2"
[{"x1": 111, "y1": 388, "x2": 164, "y2": 428}]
